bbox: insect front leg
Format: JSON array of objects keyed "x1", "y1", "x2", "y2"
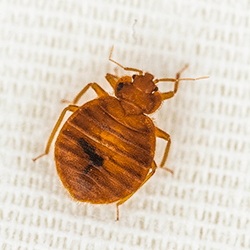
[
  {"x1": 32, "y1": 104, "x2": 79, "y2": 161},
  {"x1": 155, "y1": 127, "x2": 174, "y2": 174},
  {"x1": 67, "y1": 83, "x2": 109, "y2": 105}
]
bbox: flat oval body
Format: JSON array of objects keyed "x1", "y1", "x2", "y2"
[{"x1": 54, "y1": 96, "x2": 156, "y2": 204}]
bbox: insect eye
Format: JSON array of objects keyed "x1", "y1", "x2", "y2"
[
  {"x1": 117, "y1": 82, "x2": 124, "y2": 91},
  {"x1": 152, "y1": 86, "x2": 158, "y2": 93},
  {"x1": 132, "y1": 74, "x2": 137, "y2": 79}
]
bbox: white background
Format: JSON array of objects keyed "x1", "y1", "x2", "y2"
[{"x1": 0, "y1": 0, "x2": 249, "y2": 249}]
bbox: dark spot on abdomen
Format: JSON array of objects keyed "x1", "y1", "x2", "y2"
[{"x1": 78, "y1": 138, "x2": 104, "y2": 174}]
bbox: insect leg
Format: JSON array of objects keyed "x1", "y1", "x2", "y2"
[
  {"x1": 109, "y1": 45, "x2": 143, "y2": 75},
  {"x1": 32, "y1": 104, "x2": 79, "y2": 161},
  {"x1": 65, "y1": 83, "x2": 109, "y2": 105},
  {"x1": 116, "y1": 161, "x2": 157, "y2": 221},
  {"x1": 155, "y1": 127, "x2": 174, "y2": 174},
  {"x1": 105, "y1": 73, "x2": 120, "y2": 89}
]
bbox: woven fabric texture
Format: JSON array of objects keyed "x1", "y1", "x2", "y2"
[{"x1": 0, "y1": 0, "x2": 249, "y2": 249}]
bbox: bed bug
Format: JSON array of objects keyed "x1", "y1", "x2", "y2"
[{"x1": 33, "y1": 46, "x2": 208, "y2": 220}]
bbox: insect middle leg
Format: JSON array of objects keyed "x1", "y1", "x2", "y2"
[
  {"x1": 116, "y1": 161, "x2": 157, "y2": 221},
  {"x1": 33, "y1": 83, "x2": 108, "y2": 161},
  {"x1": 155, "y1": 127, "x2": 174, "y2": 173},
  {"x1": 32, "y1": 104, "x2": 78, "y2": 161}
]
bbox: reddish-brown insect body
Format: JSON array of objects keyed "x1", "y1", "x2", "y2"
[
  {"x1": 33, "y1": 47, "x2": 208, "y2": 220},
  {"x1": 56, "y1": 94, "x2": 155, "y2": 203}
]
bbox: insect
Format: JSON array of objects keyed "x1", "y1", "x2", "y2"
[{"x1": 33, "y1": 46, "x2": 208, "y2": 220}]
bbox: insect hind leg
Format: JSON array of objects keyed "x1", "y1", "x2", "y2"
[{"x1": 115, "y1": 161, "x2": 157, "y2": 221}]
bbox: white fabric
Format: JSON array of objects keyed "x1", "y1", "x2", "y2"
[{"x1": 0, "y1": 0, "x2": 249, "y2": 249}]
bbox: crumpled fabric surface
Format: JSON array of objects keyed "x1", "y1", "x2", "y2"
[{"x1": 0, "y1": 0, "x2": 249, "y2": 249}]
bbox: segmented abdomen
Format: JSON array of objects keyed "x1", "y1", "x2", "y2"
[{"x1": 55, "y1": 96, "x2": 155, "y2": 204}]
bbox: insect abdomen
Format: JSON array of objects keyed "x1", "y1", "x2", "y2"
[{"x1": 55, "y1": 97, "x2": 155, "y2": 204}]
